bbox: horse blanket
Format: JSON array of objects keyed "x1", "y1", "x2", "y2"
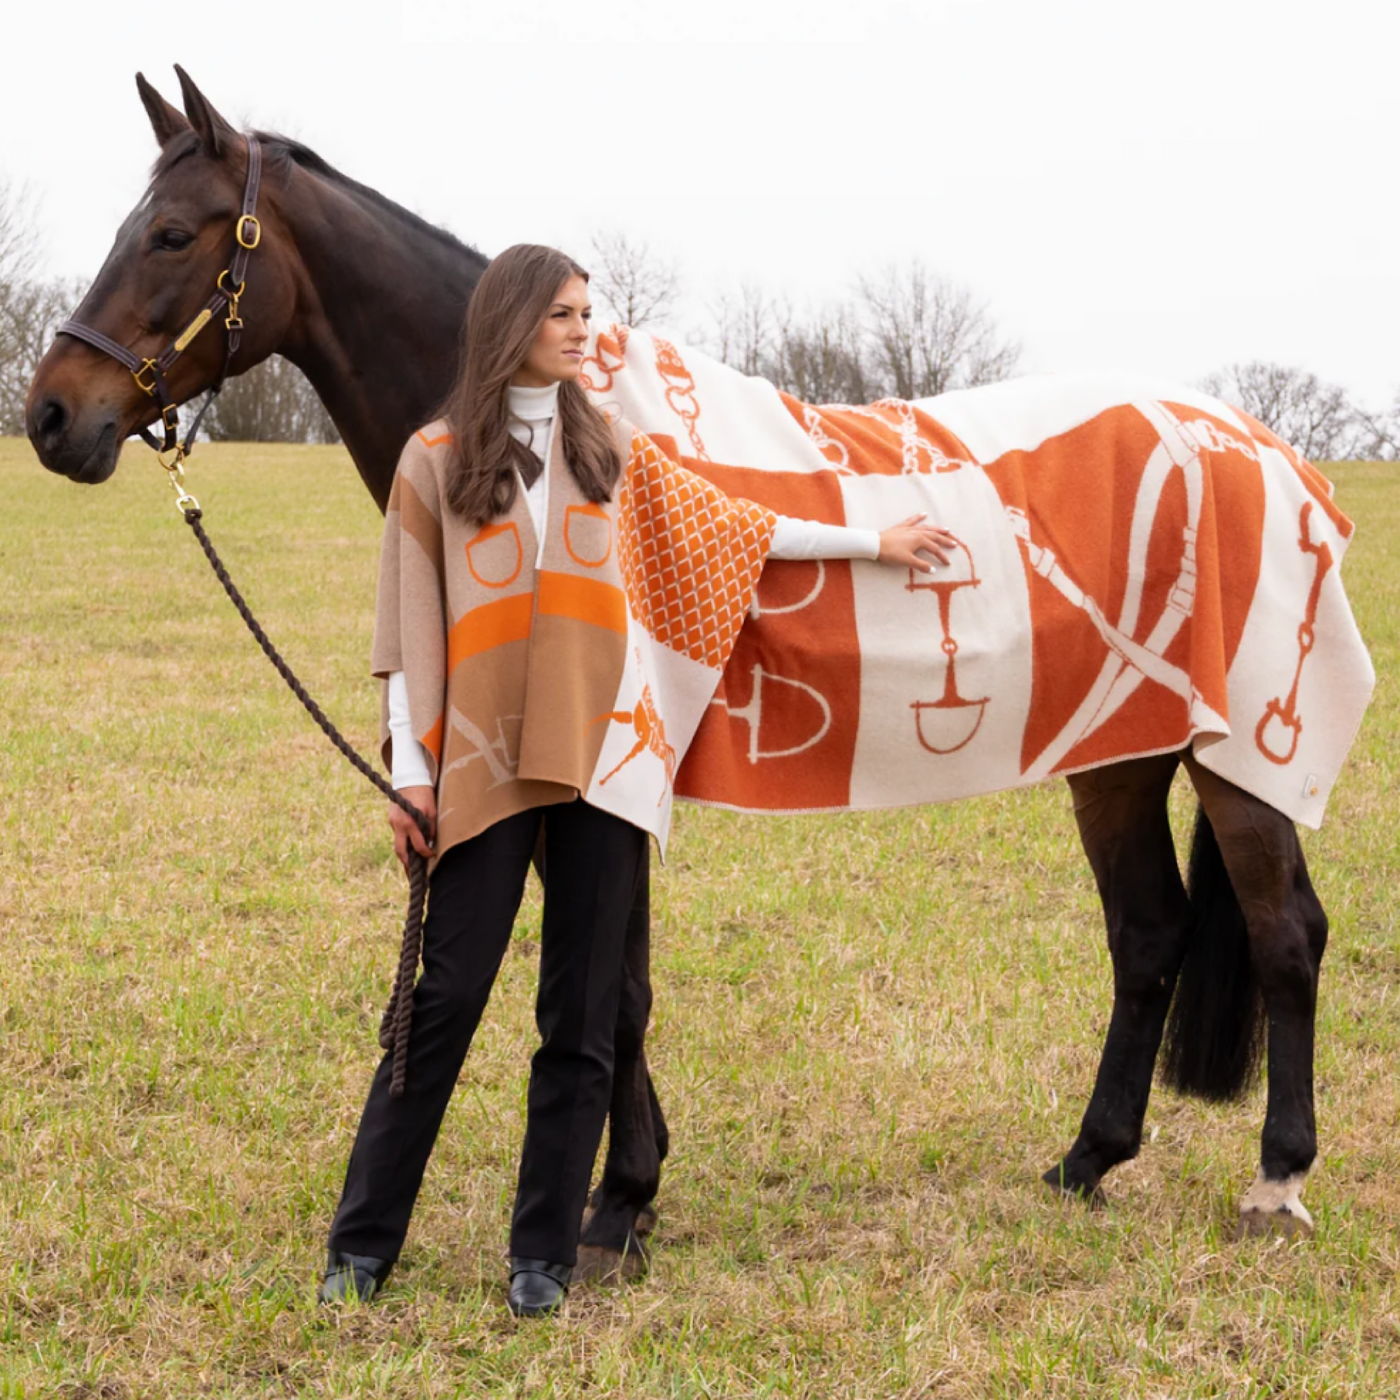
[{"x1": 581, "y1": 329, "x2": 1374, "y2": 828}]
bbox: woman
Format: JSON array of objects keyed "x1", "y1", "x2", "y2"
[{"x1": 320, "y1": 244, "x2": 956, "y2": 1316}]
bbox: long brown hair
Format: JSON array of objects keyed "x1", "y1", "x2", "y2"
[{"x1": 439, "y1": 244, "x2": 621, "y2": 524}]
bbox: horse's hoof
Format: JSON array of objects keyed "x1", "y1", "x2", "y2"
[
  {"x1": 1041, "y1": 1164, "x2": 1107, "y2": 1209},
  {"x1": 571, "y1": 1232, "x2": 649, "y2": 1285},
  {"x1": 1234, "y1": 1207, "x2": 1315, "y2": 1241},
  {"x1": 1235, "y1": 1171, "x2": 1314, "y2": 1240}
]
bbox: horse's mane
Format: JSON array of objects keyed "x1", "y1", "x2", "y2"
[{"x1": 150, "y1": 128, "x2": 488, "y2": 268}]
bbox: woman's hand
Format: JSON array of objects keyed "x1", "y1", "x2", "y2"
[
  {"x1": 877, "y1": 513, "x2": 958, "y2": 572},
  {"x1": 388, "y1": 785, "x2": 437, "y2": 875}
]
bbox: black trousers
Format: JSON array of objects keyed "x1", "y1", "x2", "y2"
[{"x1": 326, "y1": 798, "x2": 646, "y2": 1267}]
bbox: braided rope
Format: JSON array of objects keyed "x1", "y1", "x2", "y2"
[{"x1": 183, "y1": 508, "x2": 430, "y2": 1097}]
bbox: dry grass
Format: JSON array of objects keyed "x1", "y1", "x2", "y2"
[{"x1": 1, "y1": 439, "x2": 1397, "y2": 1398}]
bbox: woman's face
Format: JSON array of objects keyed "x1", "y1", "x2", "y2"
[{"x1": 513, "y1": 275, "x2": 592, "y2": 388}]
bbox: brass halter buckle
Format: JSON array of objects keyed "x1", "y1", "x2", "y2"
[
  {"x1": 236, "y1": 214, "x2": 262, "y2": 249},
  {"x1": 133, "y1": 358, "x2": 160, "y2": 396}
]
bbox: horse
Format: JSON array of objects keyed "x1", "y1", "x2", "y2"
[
  {"x1": 26, "y1": 67, "x2": 666, "y2": 1279},
  {"x1": 27, "y1": 68, "x2": 1355, "y2": 1257}
]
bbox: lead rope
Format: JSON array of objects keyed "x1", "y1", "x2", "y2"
[
  {"x1": 180, "y1": 499, "x2": 429, "y2": 1098},
  {"x1": 61, "y1": 134, "x2": 424, "y2": 1094}
]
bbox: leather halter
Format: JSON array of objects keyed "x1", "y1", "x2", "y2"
[{"x1": 56, "y1": 134, "x2": 265, "y2": 466}]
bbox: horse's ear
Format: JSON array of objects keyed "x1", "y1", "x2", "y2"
[
  {"x1": 136, "y1": 72, "x2": 190, "y2": 148},
  {"x1": 174, "y1": 65, "x2": 237, "y2": 159}
]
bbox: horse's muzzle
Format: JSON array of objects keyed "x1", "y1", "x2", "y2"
[{"x1": 28, "y1": 400, "x2": 121, "y2": 484}]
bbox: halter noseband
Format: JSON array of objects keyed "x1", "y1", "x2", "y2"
[{"x1": 56, "y1": 135, "x2": 265, "y2": 500}]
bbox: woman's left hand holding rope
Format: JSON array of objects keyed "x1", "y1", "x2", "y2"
[{"x1": 389, "y1": 786, "x2": 437, "y2": 875}]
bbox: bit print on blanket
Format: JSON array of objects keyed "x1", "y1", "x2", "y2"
[{"x1": 582, "y1": 329, "x2": 1373, "y2": 828}]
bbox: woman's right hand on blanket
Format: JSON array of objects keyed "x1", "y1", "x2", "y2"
[
  {"x1": 389, "y1": 785, "x2": 437, "y2": 874},
  {"x1": 878, "y1": 514, "x2": 957, "y2": 572}
]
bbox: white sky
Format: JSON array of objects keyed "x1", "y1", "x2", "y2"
[{"x1": 5, "y1": 0, "x2": 1397, "y2": 404}]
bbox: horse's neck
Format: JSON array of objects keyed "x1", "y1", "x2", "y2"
[{"x1": 274, "y1": 168, "x2": 485, "y2": 511}]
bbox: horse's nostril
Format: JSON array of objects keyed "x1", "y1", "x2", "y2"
[{"x1": 35, "y1": 397, "x2": 70, "y2": 443}]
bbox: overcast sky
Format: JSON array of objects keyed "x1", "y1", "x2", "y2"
[{"x1": 5, "y1": 0, "x2": 1397, "y2": 404}]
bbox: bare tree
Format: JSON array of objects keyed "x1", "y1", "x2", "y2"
[
  {"x1": 1, "y1": 182, "x2": 87, "y2": 434},
  {"x1": 0, "y1": 275, "x2": 83, "y2": 435},
  {"x1": 1351, "y1": 389, "x2": 1400, "y2": 461},
  {"x1": 705, "y1": 258, "x2": 1019, "y2": 406},
  {"x1": 705, "y1": 281, "x2": 780, "y2": 378},
  {"x1": 588, "y1": 230, "x2": 681, "y2": 328},
  {"x1": 858, "y1": 261, "x2": 1020, "y2": 400},
  {"x1": 765, "y1": 301, "x2": 872, "y2": 404},
  {"x1": 1, "y1": 179, "x2": 40, "y2": 433},
  {"x1": 0, "y1": 178, "x2": 40, "y2": 287},
  {"x1": 204, "y1": 355, "x2": 340, "y2": 444},
  {"x1": 1200, "y1": 361, "x2": 1366, "y2": 462}
]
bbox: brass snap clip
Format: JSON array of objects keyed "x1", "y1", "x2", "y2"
[{"x1": 158, "y1": 446, "x2": 200, "y2": 517}]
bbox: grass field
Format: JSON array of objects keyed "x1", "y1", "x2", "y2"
[{"x1": 1, "y1": 437, "x2": 1396, "y2": 1399}]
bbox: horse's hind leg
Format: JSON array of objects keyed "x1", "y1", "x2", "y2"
[
  {"x1": 1182, "y1": 756, "x2": 1327, "y2": 1238},
  {"x1": 1044, "y1": 753, "x2": 1191, "y2": 1203},
  {"x1": 574, "y1": 858, "x2": 668, "y2": 1282}
]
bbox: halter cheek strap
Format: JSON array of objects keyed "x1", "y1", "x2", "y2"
[{"x1": 56, "y1": 134, "x2": 264, "y2": 473}]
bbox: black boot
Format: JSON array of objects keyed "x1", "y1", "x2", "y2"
[
  {"x1": 507, "y1": 1258, "x2": 571, "y2": 1317},
  {"x1": 317, "y1": 1251, "x2": 393, "y2": 1304}
]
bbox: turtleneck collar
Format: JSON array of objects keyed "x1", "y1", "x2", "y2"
[{"x1": 508, "y1": 380, "x2": 560, "y2": 422}]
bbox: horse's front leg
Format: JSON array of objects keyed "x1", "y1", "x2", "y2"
[
  {"x1": 574, "y1": 857, "x2": 668, "y2": 1282},
  {"x1": 1044, "y1": 755, "x2": 1192, "y2": 1203},
  {"x1": 1184, "y1": 757, "x2": 1327, "y2": 1238}
]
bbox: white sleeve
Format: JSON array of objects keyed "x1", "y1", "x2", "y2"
[
  {"x1": 769, "y1": 515, "x2": 881, "y2": 561},
  {"x1": 387, "y1": 670, "x2": 434, "y2": 790}
]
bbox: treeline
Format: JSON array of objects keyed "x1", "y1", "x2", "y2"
[
  {"x1": 1199, "y1": 361, "x2": 1399, "y2": 463},
  {"x1": 588, "y1": 232, "x2": 1400, "y2": 462},
  {"x1": 3, "y1": 189, "x2": 1397, "y2": 459},
  {"x1": 589, "y1": 229, "x2": 1020, "y2": 403}
]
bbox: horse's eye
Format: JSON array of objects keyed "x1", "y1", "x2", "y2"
[{"x1": 154, "y1": 229, "x2": 195, "y2": 252}]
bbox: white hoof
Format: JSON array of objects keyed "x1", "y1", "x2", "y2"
[{"x1": 1235, "y1": 1170, "x2": 1314, "y2": 1239}]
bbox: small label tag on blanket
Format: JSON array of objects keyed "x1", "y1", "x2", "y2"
[{"x1": 1303, "y1": 773, "x2": 1319, "y2": 799}]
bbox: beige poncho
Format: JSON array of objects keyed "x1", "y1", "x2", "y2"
[{"x1": 372, "y1": 417, "x2": 777, "y2": 860}]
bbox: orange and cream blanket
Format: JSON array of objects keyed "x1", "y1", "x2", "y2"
[{"x1": 580, "y1": 329, "x2": 1374, "y2": 829}]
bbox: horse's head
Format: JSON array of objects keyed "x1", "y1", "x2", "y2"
[{"x1": 27, "y1": 68, "x2": 297, "y2": 482}]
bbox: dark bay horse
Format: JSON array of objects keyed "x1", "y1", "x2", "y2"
[
  {"x1": 26, "y1": 68, "x2": 665, "y2": 1278},
  {"x1": 29, "y1": 70, "x2": 1331, "y2": 1251}
]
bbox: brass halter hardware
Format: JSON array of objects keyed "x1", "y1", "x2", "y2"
[
  {"x1": 133, "y1": 357, "x2": 160, "y2": 397},
  {"x1": 217, "y1": 268, "x2": 247, "y2": 332}
]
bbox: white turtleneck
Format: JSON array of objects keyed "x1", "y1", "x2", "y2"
[
  {"x1": 386, "y1": 382, "x2": 882, "y2": 789},
  {"x1": 507, "y1": 380, "x2": 558, "y2": 543}
]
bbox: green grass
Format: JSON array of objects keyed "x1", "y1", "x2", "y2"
[{"x1": 1, "y1": 439, "x2": 1397, "y2": 1398}]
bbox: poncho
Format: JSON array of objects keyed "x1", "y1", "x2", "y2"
[{"x1": 372, "y1": 417, "x2": 777, "y2": 859}]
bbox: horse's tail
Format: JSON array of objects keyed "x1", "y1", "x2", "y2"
[{"x1": 1160, "y1": 805, "x2": 1265, "y2": 1102}]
